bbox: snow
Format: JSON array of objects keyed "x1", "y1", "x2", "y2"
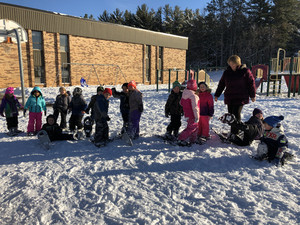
[{"x1": 0, "y1": 72, "x2": 299, "y2": 224}]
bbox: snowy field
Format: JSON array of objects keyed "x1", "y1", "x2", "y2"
[{"x1": 0, "y1": 72, "x2": 299, "y2": 224}]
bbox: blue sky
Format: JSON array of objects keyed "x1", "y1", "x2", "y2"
[{"x1": 1, "y1": 0, "x2": 210, "y2": 18}]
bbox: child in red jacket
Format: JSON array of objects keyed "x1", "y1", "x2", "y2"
[{"x1": 197, "y1": 82, "x2": 214, "y2": 141}]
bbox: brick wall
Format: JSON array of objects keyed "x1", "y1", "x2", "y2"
[{"x1": 0, "y1": 31, "x2": 186, "y2": 89}]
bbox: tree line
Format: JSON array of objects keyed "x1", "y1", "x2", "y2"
[{"x1": 83, "y1": 0, "x2": 300, "y2": 68}]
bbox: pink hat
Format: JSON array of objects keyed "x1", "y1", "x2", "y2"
[
  {"x1": 187, "y1": 80, "x2": 197, "y2": 91},
  {"x1": 5, "y1": 87, "x2": 14, "y2": 95}
]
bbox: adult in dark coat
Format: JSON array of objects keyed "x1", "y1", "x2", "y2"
[{"x1": 214, "y1": 55, "x2": 256, "y2": 134}]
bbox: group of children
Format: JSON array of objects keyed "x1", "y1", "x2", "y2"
[{"x1": 0, "y1": 79, "x2": 292, "y2": 166}]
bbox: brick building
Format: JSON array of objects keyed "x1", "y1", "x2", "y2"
[{"x1": 0, "y1": 3, "x2": 188, "y2": 89}]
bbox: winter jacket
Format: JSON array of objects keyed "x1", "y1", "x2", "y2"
[
  {"x1": 261, "y1": 124, "x2": 288, "y2": 160},
  {"x1": 24, "y1": 87, "x2": 46, "y2": 113},
  {"x1": 93, "y1": 94, "x2": 109, "y2": 122},
  {"x1": 214, "y1": 65, "x2": 256, "y2": 105},
  {"x1": 112, "y1": 88, "x2": 130, "y2": 116},
  {"x1": 53, "y1": 93, "x2": 71, "y2": 112},
  {"x1": 86, "y1": 95, "x2": 97, "y2": 115},
  {"x1": 41, "y1": 122, "x2": 63, "y2": 141},
  {"x1": 180, "y1": 89, "x2": 200, "y2": 121},
  {"x1": 69, "y1": 94, "x2": 87, "y2": 116},
  {"x1": 129, "y1": 89, "x2": 143, "y2": 113},
  {"x1": 0, "y1": 95, "x2": 22, "y2": 118},
  {"x1": 198, "y1": 90, "x2": 214, "y2": 117},
  {"x1": 245, "y1": 116, "x2": 264, "y2": 140},
  {"x1": 165, "y1": 90, "x2": 183, "y2": 116}
]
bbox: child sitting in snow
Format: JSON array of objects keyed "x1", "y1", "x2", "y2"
[
  {"x1": 128, "y1": 80, "x2": 143, "y2": 139},
  {"x1": 53, "y1": 87, "x2": 71, "y2": 129},
  {"x1": 256, "y1": 115, "x2": 293, "y2": 166},
  {"x1": 112, "y1": 83, "x2": 130, "y2": 133},
  {"x1": 24, "y1": 86, "x2": 47, "y2": 136},
  {"x1": 41, "y1": 114, "x2": 75, "y2": 141},
  {"x1": 164, "y1": 81, "x2": 183, "y2": 139},
  {"x1": 197, "y1": 82, "x2": 214, "y2": 141},
  {"x1": 93, "y1": 88, "x2": 112, "y2": 147},
  {"x1": 219, "y1": 108, "x2": 264, "y2": 146},
  {"x1": 0, "y1": 87, "x2": 23, "y2": 136},
  {"x1": 177, "y1": 79, "x2": 200, "y2": 146},
  {"x1": 68, "y1": 87, "x2": 87, "y2": 134}
]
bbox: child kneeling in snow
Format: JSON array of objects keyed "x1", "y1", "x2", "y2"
[
  {"x1": 177, "y1": 79, "x2": 200, "y2": 146},
  {"x1": 41, "y1": 115, "x2": 75, "y2": 141},
  {"x1": 256, "y1": 115, "x2": 294, "y2": 166}
]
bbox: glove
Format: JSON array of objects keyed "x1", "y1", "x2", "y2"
[
  {"x1": 106, "y1": 116, "x2": 111, "y2": 121},
  {"x1": 23, "y1": 109, "x2": 27, "y2": 117},
  {"x1": 165, "y1": 113, "x2": 169, "y2": 118},
  {"x1": 0, "y1": 112, "x2": 4, "y2": 117},
  {"x1": 138, "y1": 104, "x2": 143, "y2": 113},
  {"x1": 194, "y1": 117, "x2": 199, "y2": 124},
  {"x1": 111, "y1": 87, "x2": 116, "y2": 93},
  {"x1": 44, "y1": 111, "x2": 47, "y2": 116}
]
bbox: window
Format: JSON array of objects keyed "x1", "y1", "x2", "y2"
[
  {"x1": 60, "y1": 34, "x2": 70, "y2": 83},
  {"x1": 32, "y1": 31, "x2": 45, "y2": 84},
  {"x1": 146, "y1": 45, "x2": 151, "y2": 82},
  {"x1": 158, "y1": 46, "x2": 163, "y2": 81}
]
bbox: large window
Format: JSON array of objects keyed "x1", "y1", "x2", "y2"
[
  {"x1": 60, "y1": 34, "x2": 70, "y2": 83},
  {"x1": 32, "y1": 31, "x2": 45, "y2": 84},
  {"x1": 146, "y1": 45, "x2": 151, "y2": 82},
  {"x1": 158, "y1": 46, "x2": 163, "y2": 81}
]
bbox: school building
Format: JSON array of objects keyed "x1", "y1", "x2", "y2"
[{"x1": 0, "y1": 3, "x2": 188, "y2": 89}]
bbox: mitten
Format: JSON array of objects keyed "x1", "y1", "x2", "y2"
[
  {"x1": 44, "y1": 111, "x2": 47, "y2": 116},
  {"x1": 106, "y1": 116, "x2": 111, "y2": 121},
  {"x1": 165, "y1": 112, "x2": 169, "y2": 118}
]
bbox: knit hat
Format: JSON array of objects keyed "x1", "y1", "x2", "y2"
[
  {"x1": 187, "y1": 79, "x2": 197, "y2": 91},
  {"x1": 198, "y1": 82, "x2": 208, "y2": 88},
  {"x1": 103, "y1": 88, "x2": 112, "y2": 96},
  {"x1": 5, "y1": 87, "x2": 14, "y2": 94},
  {"x1": 264, "y1": 115, "x2": 284, "y2": 127},
  {"x1": 46, "y1": 114, "x2": 56, "y2": 124},
  {"x1": 172, "y1": 81, "x2": 181, "y2": 89},
  {"x1": 97, "y1": 86, "x2": 105, "y2": 93},
  {"x1": 253, "y1": 108, "x2": 263, "y2": 116},
  {"x1": 128, "y1": 80, "x2": 137, "y2": 89},
  {"x1": 122, "y1": 83, "x2": 129, "y2": 88}
]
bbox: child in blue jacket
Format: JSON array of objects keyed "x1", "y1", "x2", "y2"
[{"x1": 24, "y1": 86, "x2": 47, "y2": 135}]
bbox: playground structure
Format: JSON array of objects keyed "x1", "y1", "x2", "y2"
[
  {"x1": 251, "y1": 48, "x2": 300, "y2": 97},
  {"x1": 156, "y1": 68, "x2": 212, "y2": 92},
  {"x1": 57, "y1": 63, "x2": 128, "y2": 87}
]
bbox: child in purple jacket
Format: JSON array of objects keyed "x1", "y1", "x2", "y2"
[{"x1": 0, "y1": 87, "x2": 23, "y2": 136}]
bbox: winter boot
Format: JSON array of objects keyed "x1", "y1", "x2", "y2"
[
  {"x1": 83, "y1": 117, "x2": 93, "y2": 138},
  {"x1": 173, "y1": 130, "x2": 179, "y2": 138},
  {"x1": 164, "y1": 131, "x2": 173, "y2": 140}
]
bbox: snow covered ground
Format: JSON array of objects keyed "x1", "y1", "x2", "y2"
[{"x1": 0, "y1": 72, "x2": 299, "y2": 224}]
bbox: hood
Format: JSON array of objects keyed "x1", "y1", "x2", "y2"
[
  {"x1": 46, "y1": 114, "x2": 57, "y2": 124},
  {"x1": 31, "y1": 86, "x2": 43, "y2": 96},
  {"x1": 182, "y1": 89, "x2": 196, "y2": 99}
]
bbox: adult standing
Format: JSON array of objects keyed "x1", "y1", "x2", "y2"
[{"x1": 214, "y1": 55, "x2": 256, "y2": 134}]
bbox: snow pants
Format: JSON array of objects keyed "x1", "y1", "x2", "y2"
[
  {"x1": 69, "y1": 114, "x2": 83, "y2": 131},
  {"x1": 197, "y1": 115, "x2": 210, "y2": 138},
  {"x1": 94, "y1": 120, "x2": 109, "y2": 143},
  {"x1": 227, "y1": 104, "x2": 244, "y2": 134},
  {"x1": 54, "y1": 109, "x2": 67, "y2": 129},
  {"x1": 6, "y1": 116, "x2": 18, "y2": 130},
  {"x1": 27, "y1": 112, "x2": 42, "y2": 133},
  {"x1": 178, "y1": 117, "x2": 198, "y2": 143},
  {"x1": 129, "y1": 109, "x2": 142, "y2": 139},
  {"x1": 166, "y1": 114, "x2": 181, "y2": 135}
]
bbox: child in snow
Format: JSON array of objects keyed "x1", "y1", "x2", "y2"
[
  {"x1": 177, "y1": 79, "x2": 200, "y2": 146},
  {"x1": 128, "y1": 80, "x2": 143, "y2": 139},
  {"x1": 256, "y1": 115, "x2": 293, "y2": 166},
  {"x1": 0, "y1": 87, "x2": 23, "y2": 136},
  {"x1": 164, "y1": 80, "x2": 183, "y2": 139},
  {"x1": 219, "y1": 108, "x2": 264, "y2": 146},
  {"x1": 197, "y1": 82, "x2": 214, "y2": 141},
  {"x1": 41, "y1": 114, "x2": 75, "y2": 142},
  {"x1": 53, "y1": 87, "x2": 71, "y2": 129},
  {"x1": 93, "y1": 88, "x2": 112, "y2": 147},
  {"x1": 24, "y1": 86, "x2": 47, "y2": 135},
  {"x1": 85, "y1": 86, "x2": 104, "y2": 120},
  {"x1": 112, "y1": 83, "x2": 130, "y2": 133},
  {"x1": 68, "y1": 87, "x2": 87, "y2": 133}
]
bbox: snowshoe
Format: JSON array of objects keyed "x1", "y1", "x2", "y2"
[
  {"x1": 37, "y1": 130, "x2": 51, "y2": 150},
  {"x1": 176, "y1": 140, "x2": 192, "y2": 147},
  {"x1": 212, "y1": 128, "x2": 230, "y2": 143},
  {"x1": 83, "y1": 116, "x2": 93, "y2": 138},
  {"x1": 155, "y1": 135, "x2": 177, "y2": 146},
  {"x1": 219, "y1": 113, "x2": 236, "y2": 125}
]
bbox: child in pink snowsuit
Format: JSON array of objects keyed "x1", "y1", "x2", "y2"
[
  {"x1": 198, "y1": 82, "x2": 214, "y2": 140},
  {"x1": 178, "y1": 79, "x2": 200, "y2": 145}
]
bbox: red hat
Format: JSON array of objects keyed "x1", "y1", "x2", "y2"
[
  {"x1": 103, "y1": 88, "x2": 112, "y2": 96},
  {"x1": 128, "y1": 80, "x2": 137, "y2": 89}
]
